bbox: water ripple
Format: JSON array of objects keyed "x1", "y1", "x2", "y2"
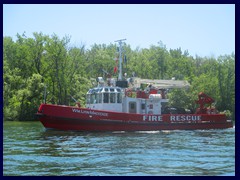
[{"x1": 3, "y1": 121, "x2": 235, "y2": 176}]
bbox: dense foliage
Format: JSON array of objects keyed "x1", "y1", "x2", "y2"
[{"x1": 3, "y1": 32, "x2": 235, "y2": 121}]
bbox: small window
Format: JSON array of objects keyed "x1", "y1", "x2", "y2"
[
  {"x1": 97, "y1": 88, "x2": 101, "y2": 93},
  {"x1": 117, "y1": 93, "x2": 122, "y2": 103},
  {"x1": 99, "y1": 93, "x2": 102, "y2": 103},
  {"x1": 103, "y1": 93, "x2": 109, "y2": 103},
  {"x1": 130, "y1": 103, "x2": 135, "y2": 109},
  {"x1": 96, "y1": 93, "x2": 99, "y2": 103},
  {"x1": 110, "y1": 93, "x2": 116, "y2": 103},
  {"x1": 129, "y1": 102, "x2": 137, "y2": 113},
  {"x1": 90, "y1": 94, "x2": 96, "y2": 104},
  {"x1": 86, "y1": 94, "x2": 91, "y2": 104}
]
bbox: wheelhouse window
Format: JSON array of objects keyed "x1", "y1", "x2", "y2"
[
  {"x1": 96, "y1": 93, "x2": 99, "y2": 103},
  {"x1": 117, "y1": 93, "x2": 122, "y2": 103},
  {"x1": 110, "y1": 93, "x2": 116, "y2": 103},
  {"x1": 90, "y1": 93, "x2": 96, "y2": 104},
  {"x1": 103, "y1": 93, "x2": 109, "y2": 103},
  {"x1": 98, "y1": 93, "x2": 102, "y2": 103},
  {"x1": 109, "y1": 88, "x2": 115, "y2": 103},
  {"x1": 86, "y1": 94, "x2": 91, "y2": 104},
  {"x1": 88, "y1": 87, "x2": 123, "y2": 104}
]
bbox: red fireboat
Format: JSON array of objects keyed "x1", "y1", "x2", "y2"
[{"x1": 36, "y1": 39, "x2": 233, "y2": 131}]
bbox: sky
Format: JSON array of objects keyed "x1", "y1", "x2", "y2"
[{"x1": 3, "y1": 4, "x2": 235, "y2": 58}]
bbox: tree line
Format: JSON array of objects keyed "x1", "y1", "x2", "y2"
[{"x1": 3, "y1": 32, "x2": 235, "y2": 121}]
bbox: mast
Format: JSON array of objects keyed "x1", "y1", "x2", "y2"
[{"x1": 115, "y1": 39, "x2": 126, "y2": 80}]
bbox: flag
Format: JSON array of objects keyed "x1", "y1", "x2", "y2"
[{"x1": 114, "y1": 66, "x2": 118, "y2": 73}]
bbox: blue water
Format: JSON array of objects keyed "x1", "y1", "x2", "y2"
[{"x1": 3, "y1": 121, "x2": 235, "y2": 176}]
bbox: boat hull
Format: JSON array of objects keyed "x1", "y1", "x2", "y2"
[{"x1": 36, "y1": 104, "x2": 233, "y2": 131}]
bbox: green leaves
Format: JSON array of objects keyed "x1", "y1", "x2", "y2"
[{"x1": 3, "y1": 34, "x2": 235, "y2": 120}]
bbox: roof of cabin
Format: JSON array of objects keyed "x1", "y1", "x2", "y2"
[{"x1": 133, "y1": 78, "x2": 190, "y2": 89}]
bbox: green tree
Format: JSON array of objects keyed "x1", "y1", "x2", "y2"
[{"x1": 3, "y1": 34, "x2": 235, "y2": 121}]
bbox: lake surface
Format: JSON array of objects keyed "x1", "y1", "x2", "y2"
[{"x1": 3, "y1": 121, "x2": 235, "y2": 176}]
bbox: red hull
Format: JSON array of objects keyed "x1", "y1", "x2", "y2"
[{"x1": 36, "y1": 104, "x2": 233, "y2": 131}]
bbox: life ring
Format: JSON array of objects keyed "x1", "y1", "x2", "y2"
[{"x1": 125, "y1": 89, "x2": 133, "y2": 97}]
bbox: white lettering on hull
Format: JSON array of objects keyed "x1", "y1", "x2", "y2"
[
  {"x1": 143, "y1": 115, "x2": 201, "y2": 122},
  {"x1": 143, "y1": 115, "x2": 163, "y2": 122},
  {"x1": 170, "y1": 115, "x2": 201, "y2": 121},
  {"x1": 72, "y1": 108, "x2": 108, "y2": 117}
]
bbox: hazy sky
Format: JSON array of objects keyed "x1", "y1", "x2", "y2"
[{"x1": 3, "y1": 4, "x2": 235, "y2": 57}]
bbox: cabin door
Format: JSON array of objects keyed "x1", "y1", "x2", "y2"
[{"x1": 129, "y1": 102, "x2": 137, "y2": 113}]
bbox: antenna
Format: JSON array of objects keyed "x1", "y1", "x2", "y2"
[{"x1": 115, "y1": 39, "x2": 126, "y2": 80}]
